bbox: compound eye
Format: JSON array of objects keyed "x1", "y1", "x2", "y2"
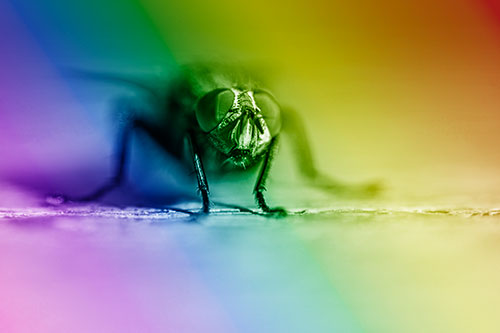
[
  {"x1": 254, "y1": 92, "x2": 282, "y2": 136},
  {"x1": 195, "y1": 89, "x2": 235, "y2": 132}
]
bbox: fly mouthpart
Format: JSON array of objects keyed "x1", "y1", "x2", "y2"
[
  {"x1": 221, "y1": 157, "x2": 232, "y2": 168},
  {"x1": 230, "y1": 148, "x2": 251, "y2": 159}
]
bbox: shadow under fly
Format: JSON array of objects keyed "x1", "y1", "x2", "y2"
[{"x1": 54, "y1": 63, "x2": 379, "y2": 217}]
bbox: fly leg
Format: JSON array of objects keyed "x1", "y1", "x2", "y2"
[
  {"x1": 281, "y1": 107, "x2": 380, "y2": 196},
  {"x1": 60, "y1": 116, "x2": 175, "y2": 203},
  {"x1": 186, "y1": 132, "x2": 211, "y2": 214},
  {"x1": 58, "y1": 120, "x2": 135, "y2": 203},
  {"x1": 254, "y1": 137, "x2": 287, "y2": 217}
]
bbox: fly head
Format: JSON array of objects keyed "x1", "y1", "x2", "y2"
[{"x1": 195, "y1": 88, "x2": 282, "y2": 168}]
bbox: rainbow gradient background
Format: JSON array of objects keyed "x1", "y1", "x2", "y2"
[
  {"x1": 3, "y1": 0, "x2": 500, "y2": 332},
  {"x1": 3, "y1": 0, "x2": 500, "y2": 203}
]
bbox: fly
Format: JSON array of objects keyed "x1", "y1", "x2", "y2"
[{"x1": 57, "y1": 64, "x2": 378, "y2": 217}]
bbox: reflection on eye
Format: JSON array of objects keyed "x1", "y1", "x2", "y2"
[
  {"x1": 196, "y1": 89, "x2": 235, "y2": 132},
  {"x1": 254, "y1": 92, "x2": 282, "y2": 136}
]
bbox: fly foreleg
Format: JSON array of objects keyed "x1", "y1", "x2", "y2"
[
  {"x1": 253, "y1": 137, "x2": 287, "y2": 217},
  {"x1": 187, "y1": 133, "x2": 211, "y2": 214}
]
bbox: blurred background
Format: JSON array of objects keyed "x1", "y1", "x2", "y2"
[{"x1": 3, "y1": 0, "x2": 500, "y2": 205}]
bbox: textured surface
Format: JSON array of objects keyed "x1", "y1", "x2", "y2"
[{"x1": 2, "y1": 186, "x2": 500, "y2": 332}]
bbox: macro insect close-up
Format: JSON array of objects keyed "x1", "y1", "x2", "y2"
[
  {"x1": 57, "y1": 64, "x2": 377, "y2": 216},
  {"x1": 5, "y1": 0, "x2": 500, "y2": 332}
]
